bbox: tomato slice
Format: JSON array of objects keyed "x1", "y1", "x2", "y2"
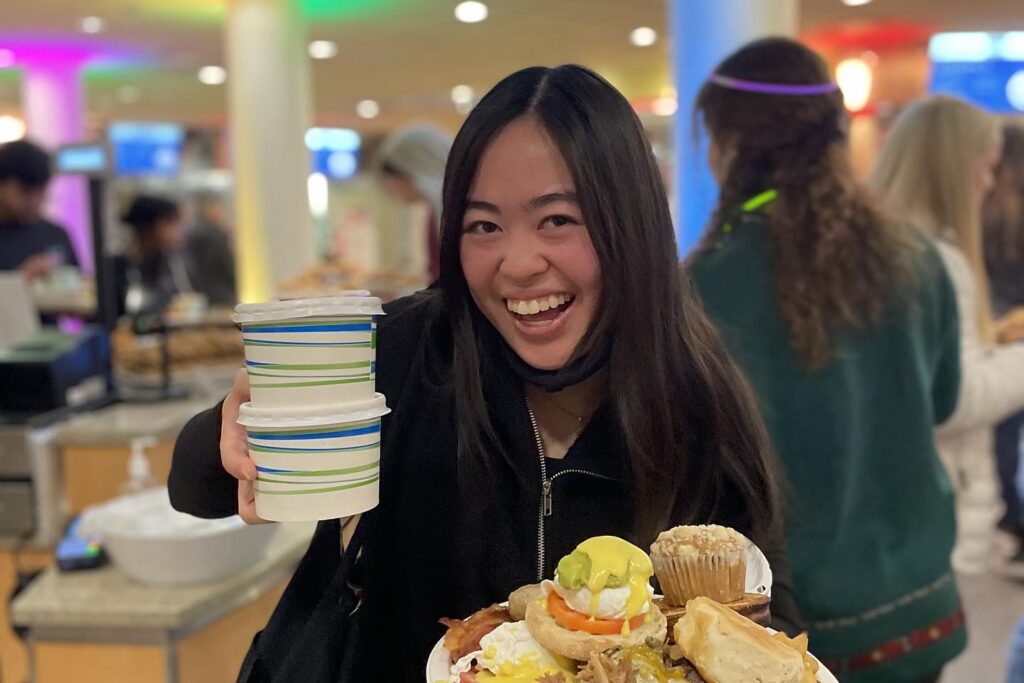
[{"x1": 546, "y1": 592, "x2": 645, "y2": 635}]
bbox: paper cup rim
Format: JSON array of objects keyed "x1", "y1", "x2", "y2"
[
  {"x1": 237, "y1": 393, "x2": 390, "y2": 427},
  {"x1": 234, "y1": 294, "x2": 384, "y2": 324}
]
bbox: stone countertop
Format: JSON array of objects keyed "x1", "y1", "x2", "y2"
[
  {"x1": 54, "y1": 398, "x2": 217, "y2": 447},
  {"x1": 11, "y1": 522, "x2": 313, "y2": 633}
]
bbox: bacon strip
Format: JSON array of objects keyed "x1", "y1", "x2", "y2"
[{"x1": 440, "y1": 605, "x2": 512, "y2": 661}]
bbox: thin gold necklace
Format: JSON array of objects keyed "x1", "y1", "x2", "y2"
[{"x1": 539, "y1": 390, "x2": 590, "y2": 425}]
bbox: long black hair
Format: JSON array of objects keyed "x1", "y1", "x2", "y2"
[{"x1": 439, "y1": 65, "x2": 780, "y2": 544}]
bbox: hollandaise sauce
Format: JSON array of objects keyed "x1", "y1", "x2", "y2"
[
  {"x1": 475, "y1": 656, "x2": 575, "y2": 683},
  {"x1": 619, "y1": 645, "x2": 686, "y2": 682},
  {"x1": 575, "y1": 536, "x2": 654, "y2": 635}
]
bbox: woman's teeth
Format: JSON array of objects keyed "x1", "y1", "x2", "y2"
[{"x1": 505, "y1": 294, "x2": 573, "y2": 316}]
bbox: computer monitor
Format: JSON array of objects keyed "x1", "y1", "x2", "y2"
[
  {"x1": 108, "y1": 122, "x2": 185, "y2": 177},
  {"x1": 929, "y1": 32, "x2": 1024, "y2": 114},
  {"x1": 55, "y1": 144, "x2": 110, "y2": 177}
]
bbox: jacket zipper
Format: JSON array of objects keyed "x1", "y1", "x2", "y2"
[
  {"x1": 526, "y1": 399, "x2": 548, "y2": 581},
  {"x1": 525, "y1": 398, "x2": 618, "y2": 580}
]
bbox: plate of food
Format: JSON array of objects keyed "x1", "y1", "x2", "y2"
[{"x1": 427, "y1": 527, "x2": 838, "y2": 683}]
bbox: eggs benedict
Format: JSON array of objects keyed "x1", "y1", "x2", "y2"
[{"x1": 526, "y1": 536, "x2": 667, "y2": 661}]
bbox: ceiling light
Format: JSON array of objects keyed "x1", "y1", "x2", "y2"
[
  {"x1": 999, "y1": 32, "x2": 1024, "y2": 61},
  {"x1": 841, "y1": 0, "x2": 872, "y2": 6},
  {"x1": 308, "y1": 40, "x2": 338, "y2": 60},
  {"x1": 305, "y1": 127, "x2": 361, "y2": 153},
  {"x1": 452, "y1": 85, "x2": 475, "y2": 114},
  {"x1": 1007, "y1": 70, "x2": 1024, "y2": 112},
  {"x1": 198, "y1": 65, "x2": 227, "y2": 85},
  {"x1": 454, "y1": 1, "x2": 488, "y2": 23},
  {"x1": 451, "y1": 84, "x2": 474, "y2": 105},
  {"x1": 356, "y1": 99, "x2": 380, "y2": 119},
  {"x1": 929, "y1": 32, "x2": 995, "y2": 63},
  {"x1": 0, "y1": 50, "x2": 14, "y2": 69},
  {"x1": 308, "y1": 173, "x2": 328, "y2": 218},
  {"x1": 0, "y1": 115, "x2": 26, "y2": 143},
  {"x1": 836, "y1": 58, "x2": 872, "y2": 111},
  {"x1": 80, "y1": 16, "x2": 105, "y2": 34},
  {"x1": 652, "y1": 97, "x2": 678, "y2": 117},
  {"x1": 630, "y1": 27, "x2": 657, "y2": 47}
]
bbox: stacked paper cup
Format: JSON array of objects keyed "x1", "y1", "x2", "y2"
[{"x1": 233, "y1": 294, "x2": 389, "y2": 521}]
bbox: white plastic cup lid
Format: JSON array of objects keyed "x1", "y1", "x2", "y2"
[
  {"x1": 234, "y1": 294, "x2": 384, "y2": 325},
  {"x1": 278, "y1": 289, "x2": 371, "y2": 301},
  {"x1": 237, "y1": 393, "x2": 390, "y2": 428}
]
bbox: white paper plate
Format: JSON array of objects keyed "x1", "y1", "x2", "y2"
[
  {"x1": 425, "y1": 595, "x2": 839, "y2": 683},
  {"x1": 746, "y1": 543, "x2": 773, "y2": 597},
  {"x1": 425, "y1": 628, "x2": 838, "y2": 683}
]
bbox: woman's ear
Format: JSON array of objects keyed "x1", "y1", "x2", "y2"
[{"x1": 708, "y1": 136, "x2": 736, "y2": 184}]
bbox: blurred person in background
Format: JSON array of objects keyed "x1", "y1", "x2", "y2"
[
  {"x1": 983, "y1": 123, "x2": 1024, "y2": 571},
  {"x1": 690, "y1": 38, "x2": 963, "y2": 682},
  {"x1": 1009, "y1": 615, "x2": 1024, "y2": 683},
  {"x1": 1008, "y1": 449, "x2": 1024, "y2": 683},
  {"x1": 184, "y1": 192, "x2": 237, "y2": 306},
  {"x1": 376, "y1": 123, "x2": 451, "y2": 282},
  {"x1": 870, "y1": 96, "x2": 1024, "y2": 578},
  {"x1": 985, "y1": 124, "x2": 1024, "y2": 318},
  {"x1": 116, "y1": 195, "x2": 193, "y2": 317},
  {"x1": 0, "y1": 139, "x2": 79, "y2": 279}
]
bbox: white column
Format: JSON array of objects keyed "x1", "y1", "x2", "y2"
[
  {"x1": 671, "y1": 0, "x2": 798, "y2": 255},
  {"x1": 226, "y1": 0, "x2": 315, "y2": 303},
  {"x1": 22, "y1": 65, "x2": 92, "y2": 271}
]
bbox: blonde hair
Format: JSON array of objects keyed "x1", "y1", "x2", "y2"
[{"x1": 869, "y1": 95, "x2": 1002, "y2": 342}]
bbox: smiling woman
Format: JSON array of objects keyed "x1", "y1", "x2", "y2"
[
  {"x1": 459, "y1": 120, "x2": 600, "y2": 371},
  {"x1": 439, "y1": 66, "x2": 780, "y2": 544},
  {"x1": 168, "y1": 64, "x2": 801, "y2": 682}
]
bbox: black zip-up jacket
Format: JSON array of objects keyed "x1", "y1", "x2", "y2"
[{"x1": 169, "y1": 289, "x2": 803, "y2": 682}]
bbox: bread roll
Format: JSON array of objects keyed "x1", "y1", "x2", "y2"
[
  {"x1": 656, "y1": 593, "x2": 771, "y2": 643},
  {"x1": 674, "y1": 597, "x2": 805, "y2": 683}
]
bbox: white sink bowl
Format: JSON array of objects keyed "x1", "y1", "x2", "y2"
[{"x1": 78, "y1": 488, "x2": 277, "y2": 586}]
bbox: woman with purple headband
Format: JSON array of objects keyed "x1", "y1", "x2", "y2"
[{"x1": 687, "y1": 38, "x2": 964, "y2": 682}]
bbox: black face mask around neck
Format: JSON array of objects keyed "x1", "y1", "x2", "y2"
[{"x1": 491, "y1": 322, "x2": 611, "y2": 393}]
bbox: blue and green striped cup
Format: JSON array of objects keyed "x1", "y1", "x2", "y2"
[
  {"x1": 237, "y1": 395, "x2": 390, "y2": 521},
  {"x1": 234, "y1": 296, "x2": 385, "y2": 410}
]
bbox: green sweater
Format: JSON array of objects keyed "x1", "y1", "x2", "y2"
[{"x1": 691, "y1": 211, "x2": 965, "y2": 682}]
